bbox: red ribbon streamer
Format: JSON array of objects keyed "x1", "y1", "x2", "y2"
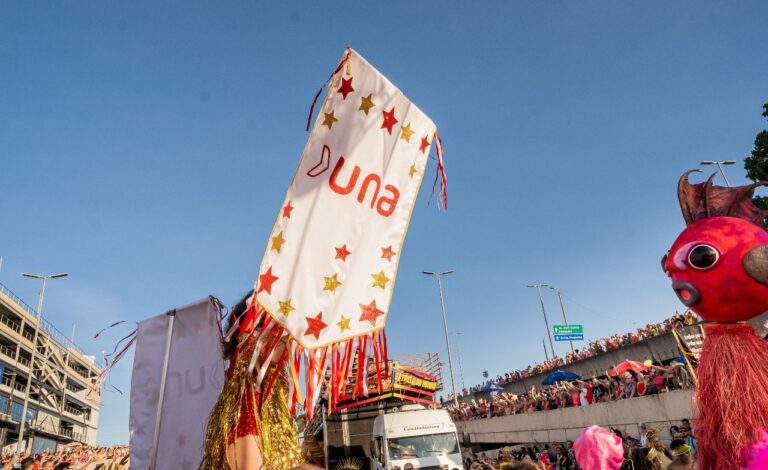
[
  {"x1": 431, "y1": 131, "x2": 448, "y2": 209},
  {"x1": 305, "y1": 50, "x2": 351, "y2": 131}
]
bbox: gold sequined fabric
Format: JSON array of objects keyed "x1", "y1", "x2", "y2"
[
  {"x1": 259, "y1": 373, "x2": 304, "y2": 469},
  {"x1": 201, "y1": 337, "x2": 304, "y2": 470}
]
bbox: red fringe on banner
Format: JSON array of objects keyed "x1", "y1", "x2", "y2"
[{"x1": 243, "y1": 301, "x2": 390, "y2": 420}]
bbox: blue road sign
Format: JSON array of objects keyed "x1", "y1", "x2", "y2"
[{"x1": 555, "y1": 334, "x2": 584, "y2": 341}]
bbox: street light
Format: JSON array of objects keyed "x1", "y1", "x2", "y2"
[
  {"x1": 450, "y1": 332, "x2": 466, "y2": 392},
  {"x1": 18, "y1": 272, "x2": 68, "y2": 451},
  {"x1": 701, "y1": 160, "x2": 737, "y2": 187},
  {"x1": 423, "y1": 270, "x2": 459, "y2": 407},
  {"x1": 546, "y1": 286, "x2": 575, "y2": 354},
  {"x1": 527, "y1": 284, "x2": 556, "y2": 360}
]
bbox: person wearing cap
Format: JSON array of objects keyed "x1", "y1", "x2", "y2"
[{"x1": 666, "y1": 439, "x2": 695, "y2": 469}]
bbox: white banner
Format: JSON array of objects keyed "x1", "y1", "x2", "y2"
[
  {"x1": 129, "y1": 297, "x2": 225, "y2": 469},
  {"x1": 255, "y1": 48, "x2": 438, "y2": 350}
]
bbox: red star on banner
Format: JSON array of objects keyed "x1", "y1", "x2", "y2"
[
  {"x1": 335, "y1": 244, "x2": 351, "y2": 262},
  {"x1": 257, "y1": 267, "x2": 279, "y2": 294},
  {"x1": 304, "y1": 312, "x2": 328, "y2": 339},
  {"x1": 358, "y1": 300, "x2": 384, "y2": 327},
  {"x1": 381, "y1": 246, "x2": 396, "y2": 261},
  {"x1": 338, "y1": 77, "x2": 355, "y2": 99},
  {"x1": 381, "y1": 107, "x2": 398, "y2": 135},
  {"x1": 282, "y1": 201, "x2": 294, "y2": 218},
  {"x1": 419, "y1": 136, "x2": 431, "y2": 154}
]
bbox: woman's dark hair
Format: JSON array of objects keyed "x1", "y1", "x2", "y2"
[
  {"x1": 629, "y1": 448, "x2": 653, "y2": 470},
  {"x1": 222, "y1": 290, "x2": 255, "y2": 358},
  {"x1": 670, "y1": 439, "x2": 686, "y2": 450}
]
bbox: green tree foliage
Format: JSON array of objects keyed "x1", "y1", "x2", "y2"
[{"x1": 744, "y1": 101, "x2": 768, "y2": 209}]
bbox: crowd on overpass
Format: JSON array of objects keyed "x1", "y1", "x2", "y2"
[
  {"x1": 466, "y1": 421, "x2": 697, "y2": 470},
  {"x1": 0, "y1": 444, "x2": 128, "y2": 470},
  {"x1": 446, "y1": 359, "x2": 692, "y2": 421},
  {"x1": 452, "y1": 311, "x2": 698, "y2": 400}
]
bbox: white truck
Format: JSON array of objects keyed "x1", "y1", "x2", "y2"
[
  {"x1": 305, "y1": 356, "x2": 462, "y2": 470},
  {"x1": 370, "y1": 404, "x2": 462, "y2": 470}
]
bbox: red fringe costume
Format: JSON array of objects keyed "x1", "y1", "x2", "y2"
[{"x1": 663, "y1": 171, "x2": 768, "y2": 470}]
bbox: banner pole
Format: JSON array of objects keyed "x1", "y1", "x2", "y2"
[{"x1": 149, "y1": 309, "x2": 177, "y2": 470}]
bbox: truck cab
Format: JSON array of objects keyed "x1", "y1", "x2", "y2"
[{"x1": 370, "y1": 404, "x2": 462, "y2": 470}]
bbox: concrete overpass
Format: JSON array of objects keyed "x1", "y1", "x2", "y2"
[{"x1": 457, "y1": 389, "x2": 694, "y2": 447}]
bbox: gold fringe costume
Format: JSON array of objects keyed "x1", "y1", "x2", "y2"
[{"x1": 202, "y1": 336, "x2": 304, "y2": 470}]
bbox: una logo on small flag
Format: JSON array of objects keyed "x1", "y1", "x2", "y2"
[{"x1": 246, "y1": 48, "x2": 446, "y2": 417}]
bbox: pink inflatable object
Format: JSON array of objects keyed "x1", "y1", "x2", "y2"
[{"x1": 573, "y1": 426, "x2": 624, "y2": 470}]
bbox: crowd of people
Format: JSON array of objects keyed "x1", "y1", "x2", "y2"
[
  {"x1": 465, "y1": 420, "x2": 697, "y2": 469},
  {"x1": 0, "y1": 445, "x2": 128, "y2": 470},
  {"x1": 451, "y1": 311, "x2": 698, "y2": 400},
  {"x1": 446, "y1": 360, "x2": 692, "y2": 421}
]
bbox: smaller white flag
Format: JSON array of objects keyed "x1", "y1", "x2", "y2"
[{"x1": 129, "y1": 297, "x2": 225, "y2": 469}]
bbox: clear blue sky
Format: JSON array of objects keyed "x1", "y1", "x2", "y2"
[{"x1": 1, "y1": 1, "x2": 766, "y2": 445}]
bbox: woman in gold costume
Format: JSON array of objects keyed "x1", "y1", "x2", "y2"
[{"x1": 202, "y1": 291, "x2": 305, "y2": 470}]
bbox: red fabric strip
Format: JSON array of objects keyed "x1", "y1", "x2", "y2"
[
  {"x1": 305, "y1": 50, "x2": 351, "y2": 131},
  {"x1": 260, "y1": 343, "x2": 289, "y2": 413},
  {"x1": 430, "y1": 131, "x2": 448, "y2": 209},
  {"x1": 371, "y1": 332, "x2": 383, "y2": 394},
  {"x1": 381, "y1": 330, "x2": 389, "y2": 376}
]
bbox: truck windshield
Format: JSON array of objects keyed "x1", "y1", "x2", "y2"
[{"x1": 387, "y1": 432, "x2": 459, "y2": 459}]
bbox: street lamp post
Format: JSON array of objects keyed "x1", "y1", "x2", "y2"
[
  {"x1": 450, "y1": 332, "x2": 466, "y2": 392},
  {"x1": 423, "y1": 270, "x2": 459, "y2": 407},
  {"x1": 547, "y1": 286, "x2": 575, "y2": 354},
  {"x1": 18, "y1": 272, "x2": 68, "y2": 451},
  {"x1": 527, "y1": 284, "x2": 556, "y2": 360},
  {"x1": 701, "y1": 160, "x2": 737, "y2": 187}
]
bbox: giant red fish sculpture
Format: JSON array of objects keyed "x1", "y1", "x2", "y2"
[{"x1": 663, "y1": 170, "x2": 768, "y2": 470}]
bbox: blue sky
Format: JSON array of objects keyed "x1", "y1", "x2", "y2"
[{"x1": 1, "y1": 1, "x2": 766, "y2": 445}]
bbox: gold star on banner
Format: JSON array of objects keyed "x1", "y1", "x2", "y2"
[
  {"x1": 337, "y1": 315, "x2": 351, "y2": 332},
  {"x1": 371, "y1": 271, "x2": 390, "y2": 290},
  {"x1": 323, "y1": 273, "x2": 343, "y2": 294},
  {"x1": 322, "y1": 110, "x2": 338, "y2": 129},
  {"x1": 400, "y1": 123, "x2": 415, "y2": 143},
  {"x1": 359, "y1": 94, "x2": 375, "y2": 115},
  {"x1": 409, "y1": 164, "x2": 417, "y2": 178},
  {"x1": 278, "y1": 299, "x2": 295, "y2": 316},
  {"x1": 271, "y1": 231, "x2": 286, "y2": 253}
]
